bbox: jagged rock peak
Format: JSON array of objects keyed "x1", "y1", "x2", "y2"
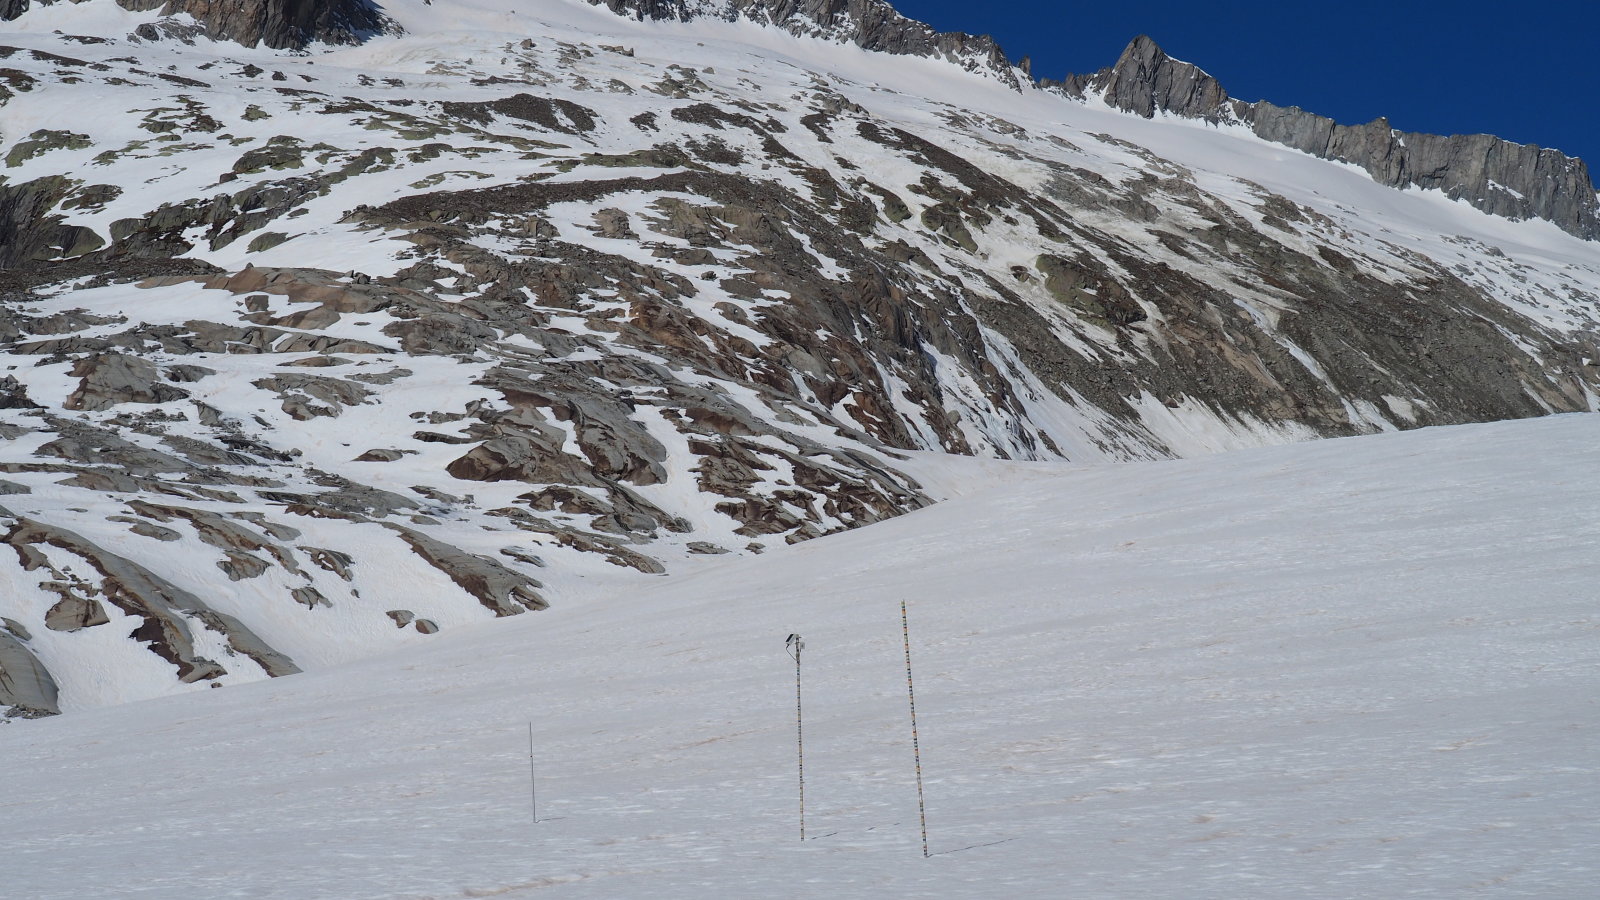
[
  {"x1": 0, "y1": 0, "x2": 398, "y2": 50},
  {"x1": 1068, "y1": 34, "x2": 1232, "y2": 121},
  {"x1": 589, "y1": 0, "x2": 1022, "y2": 88},
  {"x1": 1061, "y1": 35, "x2": 1600, "y2": 241}
]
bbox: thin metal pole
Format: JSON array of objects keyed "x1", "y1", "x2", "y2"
[
  {"x1": 902, "y1": 601, "x2": 929, "y2": 858},
  {"x1": 528, "y1": 721, "x2": 537, "y2": 824},
  {"x1": 787, "y1": 633, "x2": 806, "y2": 841}
]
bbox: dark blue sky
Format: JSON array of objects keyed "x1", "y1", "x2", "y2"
[{"x1": 893, "y1": 1, "x2": 1599, "y2": 165}]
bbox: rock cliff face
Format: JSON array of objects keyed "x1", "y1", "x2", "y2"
[
  {"x1": 0, "y1": 0, "x2": 394, "y2": 49},
  {"x1": 1245, "y1": 104, "x2": 1600, "y2": 240},
  {"x1": 124, "y1": 0, "x2": 395, "y2": 49},
  {"x1": 1062, "y1": 34, "x2": 1231, "y2": 122},
  {"x1": 590, "y1": 0, "x2": 1020, "y2": 87},
  {"x1": 1062, "y1": 36, "x2": 1600, "y2": 241}
]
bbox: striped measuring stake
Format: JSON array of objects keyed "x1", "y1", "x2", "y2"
[
  {"x1": 786, "y1": 633, "x2": 806, "y2": 841},
  {"x1": 902, "y1": 601, "x2": 930, "y2": 858}
]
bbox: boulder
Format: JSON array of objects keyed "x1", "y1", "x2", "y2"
[{"x1": 44, "y1": 594, "x2": 110, "y2": 632}]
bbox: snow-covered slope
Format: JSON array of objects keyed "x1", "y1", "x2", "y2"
[
  {"x1": 3, "y1": 412, "x2": 1597, "y2": 898},
  {"x1": 1, "y1": 0, "x2": 1598, "y2": 715}
]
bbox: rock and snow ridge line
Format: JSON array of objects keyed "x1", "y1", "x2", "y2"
[
  {"x1": 605, "y1": 2, "x2": 1600, "y2": 240},
  {"x1": 442, "y1": 0, "x2": 1598, "y2": 241},
  {"x1": 3, "y1": 0, "x2": 1594, "y2": 237},
  {"x1": 589, "y1": 0, "x2": 1020, "y2": 87},
  {"x1": 1055, "y1": 35, "x2": 1600, "y2": 242}
]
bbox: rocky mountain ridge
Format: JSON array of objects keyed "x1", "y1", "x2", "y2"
[
  {"x1": 1059, "y1": 35, "x2": 1600, "y2": 242},
  {"x1": 589, "y1": 0, "x2": 1020, "y2": 87},
  {"x1": 591, "y1": 2, "x2": 1600, "y2": 242},
  {"x1": 0, "y1": 0, "x2": 1596, "y2": 718},
  {"x1": 7, "y1": 0, "x2": 1593, "y2": 237}
]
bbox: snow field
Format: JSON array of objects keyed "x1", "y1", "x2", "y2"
[{"x1": 3, "y1": 413, "x2": 1597, "y2": 898}]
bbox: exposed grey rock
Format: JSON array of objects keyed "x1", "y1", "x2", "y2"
[
  {"x1": 386, "y1": 525, "x2": 548, "y2": 616},
  {"x1": 591, "y1": 0, "x2": 1021, "y2": 88},
  {"x1": 131, "y1": 17, "x2": 208, "y2": 44},
  {"x1": 382, "y1": 314, "x2": 496, "y2": 357},
  {"x1": 38, "y1": 423, "x2": 195, "y2": 475},
  {"x1": 1035, "y1": 253, "x2": 1146, "y2": 327},
  {"x1": 252, "y1": 373, "x2": 372, "y2": 420},
  {"x1": 1245, "y1": 105, "x2": 1600, "y2": 240},
  {"x1": 498, "y1": 547, "x2": 545, "y2": 568},
  {"x1": 108, "y1": 0, "x2": 398, "y2": 50},
  {"x1": 594, "y1": 207, "x2": 636, "y2": 239},
  {"x1": 129, "y1": 522, "x2": 182, "y2": 541},
  {"x1": 442, "y1": 94, "x2": 599, "y2": 134},
  {"x1": 165, "y1": 364, "x2": 217, "y2": 384},
  {"x1": 413, "y1": 618, "x2": 439, "y2": 634},
  {"x1": 385, "y1": 609, "x2": 414, "y2": 627},
  {"x1": 0, "y1": 376, "x2": 41, "y2": 410},
  {"x1": 217, "y1": 551, "x2": 271, "y2": 580},
  {"x1": 302, "y1": 546, "x2": 354, "y2": 580},
  {"x1": 44, "y1": 594, "x2": 109, "y2": 632},
  {"x1": 1064, "y1": 35, "x2": 1230, "y2": 122},
  {"x1": 64, "y1": 352, "x2": 191, "y2": 412},
  {"x1": 0, "y1": 626, "x2": 58, "y2": 717},
  {"x1": 1065, "y1": 36, "x2": 1600, "y2": 240},
  {"x1": 5, "y1": 129, "x2": 92, "y2": 169},
  {"x1": 104, "y1": 175, "x2": 329, "y2": 257},
  {"x1": 3, "y1": 517, "x2": 301, "y2": 682},
  {"x1": 0, "y1": 176, "x2": 105, "y2": 272}
]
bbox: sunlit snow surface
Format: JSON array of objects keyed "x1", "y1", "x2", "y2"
[{"x1": 4, "y1": 413, "x2": 1597, "y2": 898}]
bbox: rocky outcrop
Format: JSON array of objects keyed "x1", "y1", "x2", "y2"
[
  {"x1": 0, "y1": 0, "x2": 396, "y2": 49},
  {"x1": 0, "y1": 621, "x2": 58, "y2": 717},
  {"x1": 114, "y1": 0, "x2": 395, "y2": 50},
  {"x1": 590, "y1": 0, "x2": 1021, "y2": 88},
  {"x1": 44, "y1": 594, "x2": 110, "y2": 632},
  {"x1": 387, "y1": 526, "x2": 548, "y2": 617},
  {"x1": 0, "y1": 375, "x2": 41, "y2": 410},
  {"x1": 0, "y1": 176, "x2": 105, "y2": 270},
  {"x1": 1063, "y1": 34, "x2": 1231, "y2": 122},
  {"x1": 64, "y1": 352, "x2": 190, "y2": 412},
  {"x1": 1061, "y1": 36, "x2": 1600, "y2": 241},
  {"x1": 3, "y1": 517, "x2": 301, "y2": 683}
]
